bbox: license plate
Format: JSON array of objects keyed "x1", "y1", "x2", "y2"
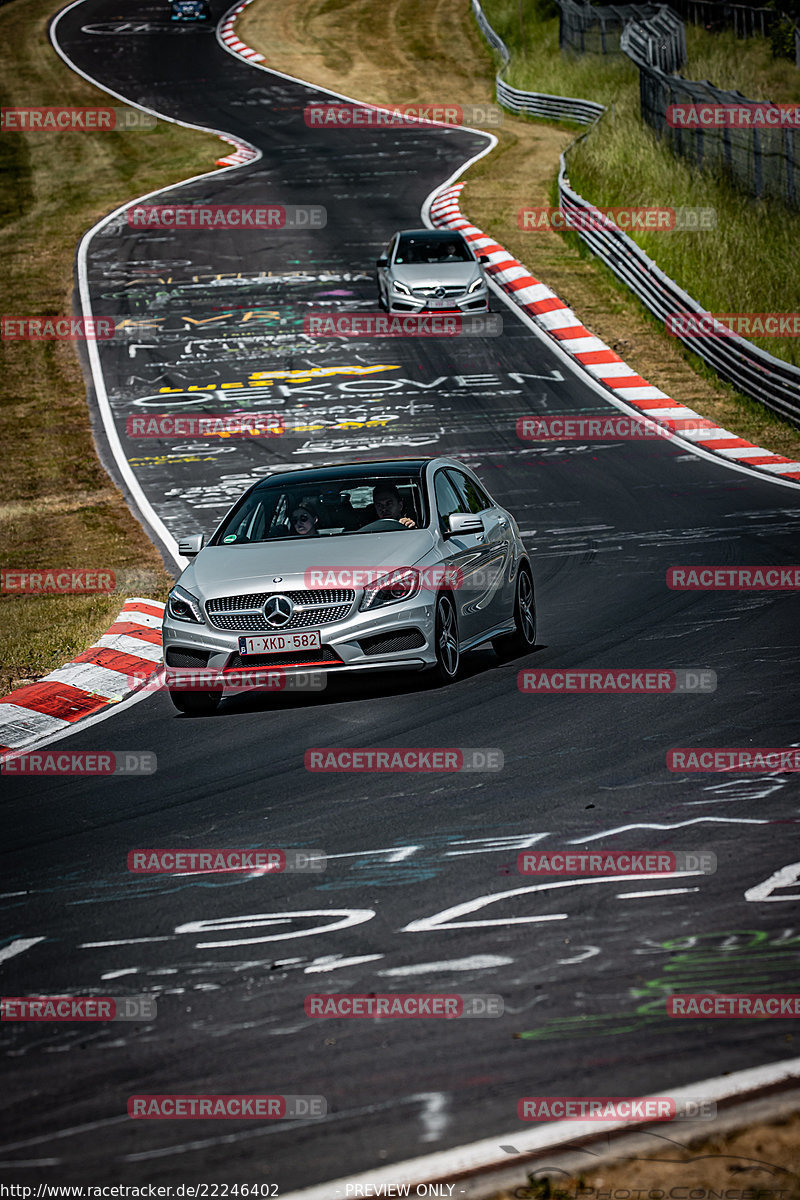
[
  {"x1": 238, "y1": 631, "x2": 321, "y2": 656},
  {"x1": 427, "y1": 298, "x2": 453, "y2": 309}
]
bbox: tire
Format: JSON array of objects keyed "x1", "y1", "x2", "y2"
[
  {"x1": 169, "y1": 689, "x2": 221, "y2": 715},
  {"x1": 429, "y1": 592, "x2": 461, "y2": 684},
  {"x1": 493, "y1": 564, "x2": 536, "y2": 659}
]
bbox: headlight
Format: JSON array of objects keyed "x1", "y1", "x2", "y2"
[
  {"x1": 467, "y1": 276, "x2": 484, "y2": 294},
  {"x1": 392, "y1": 280, "x2": 411, "y2": 296},
  {"x1": 167, "y1": 585, "x2": 203, "y2": 623},
  {"x1": 360, "y1": 569, "x2": 420, "y2": 612}
]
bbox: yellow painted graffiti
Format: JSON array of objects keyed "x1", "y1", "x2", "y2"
[{"x1": 158, "y1": 365, "x2": 401, "y2": 392}]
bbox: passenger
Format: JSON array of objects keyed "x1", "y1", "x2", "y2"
[{"x1": 290, "y1": 500, "x2": 320, "y2": 536}]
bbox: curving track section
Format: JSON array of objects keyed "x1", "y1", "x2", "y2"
[{"x1": 2, "y1": 0, "x2": 800, "y2": 1187}]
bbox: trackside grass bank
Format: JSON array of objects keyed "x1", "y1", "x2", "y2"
[
  {"x1": 485, "y1": 0, "x2": 800, "y2": 373},
  {"x1": 0, "y1": 0, "x2": 222, "y2": 693}
]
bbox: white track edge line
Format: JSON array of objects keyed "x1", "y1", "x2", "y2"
[
  {"x1": 282, "y1": 1056, "x2": 800, "y2": 1200},
  {"x1": 50, "y1": 0, "x2": 264, "y2": 574}
]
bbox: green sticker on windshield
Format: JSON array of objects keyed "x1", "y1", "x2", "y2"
[{"x1": 223, "y1": 534, "x2": 237, "y2": 543}]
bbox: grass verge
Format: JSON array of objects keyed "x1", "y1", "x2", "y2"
[{"x1": 0, "y1": 0, "x2": 222, "y2": 694}]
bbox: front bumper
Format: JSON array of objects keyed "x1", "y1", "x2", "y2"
[
  {"x1": 162, "y1": 594, "x2": 438, "y2": 685},
  {"x1": 387, "y1": 288, "x2": 489, "y2": 314}
]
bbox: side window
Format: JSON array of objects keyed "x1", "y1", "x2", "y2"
[
  {"x1": 434, "y1": 471, "x2": 467, "y2": 535},
  {"x1": 447, "y1": 469, "x2": 492, "y2": 515}
]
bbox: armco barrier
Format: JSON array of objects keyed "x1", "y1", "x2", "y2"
[
  {"x1": 557, "y1": 0, "x2": 685, "y2": 73},
  {"x1": 472, "y1": 0, "x2": 602, "y2": 125},
  {"x1": 619, "y1": 9, "x2": 687, "y2": 73},
  {"x1": 557, "y1": 158, "x2": 800, "y2": 425},
  {"x1": 471, "y1": 0, "x2": 800, "y2": 425},
  {"x1": 496, "y1": 77, "x2": 604, "y2": 123}
]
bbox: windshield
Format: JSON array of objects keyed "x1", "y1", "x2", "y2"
[
  {"x1": 212, "y1": 475, "x2": 428, "y2": 545},
  {"x1": 394, "y1": 235, "x2": 472, "y2": 265}
]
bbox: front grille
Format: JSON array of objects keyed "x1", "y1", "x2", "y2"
[
  {"x1": 206, "y1": 589, "x2": 354, "y2": 632},
  {"x1": 226, "y1": 647, "x2": 342, "y2": 669},
  {"x1": 412, "y1": 285, "x2": 465, "y2": 297},
  {"x1": 358, "y1": 629, "x2": 426, "y2": 656},
  {"x1": 165, "y1": 647, "x2": 210, "y2": 668}
]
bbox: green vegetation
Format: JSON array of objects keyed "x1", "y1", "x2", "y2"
[
  {"x1": 483, "y1": 0, "x2": 800, "y2": 367},
  {"x1": 0, "y1": 0, "x2": 222, "y2": 692}
]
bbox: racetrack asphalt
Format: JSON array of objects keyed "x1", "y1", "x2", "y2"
[{"x1": 1, "y1": 0, "x2": 799, "y2": 1185}]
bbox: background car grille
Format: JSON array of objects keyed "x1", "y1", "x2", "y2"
[
  {"x1": 411, "y1": 285, "x2": 465, "y2": 297},
  {"x1": 358, "y1": 629, "x2": 426, "y2": 656},
  {"x1": 206, "y1": 589, "x2": 354, "y2": 632}
]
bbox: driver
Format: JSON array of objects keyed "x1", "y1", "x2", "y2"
[{"x1": 372, "y1": 483, "x2": 416, "y2": 528}]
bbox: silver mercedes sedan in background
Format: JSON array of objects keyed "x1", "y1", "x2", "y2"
[
  {"x1": 376, "y1": 230, "x2": 489, "y2": 314},
  {"x1": 163, "y1": 457, "x2": 535, "y2": 714}
]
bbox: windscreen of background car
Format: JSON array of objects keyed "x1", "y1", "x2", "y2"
[
  {"x1": 212, "y1": 477, "x2": 427, "y2": 544},
  {"x1": 395, "y1": 236, "x2": 472, "y2": 265}
]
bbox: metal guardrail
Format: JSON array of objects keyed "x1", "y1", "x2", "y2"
[
  {"x1": 469, "y1": 0, "x2": 800, "y2": 424},
  {"x1": 470, "y1": 0, "x2": 509, "y2": 62},
  {"x1": 557, "y1": 0, "x2": 685, "y2": 70},
  {"x1": 471, "y1": 0, "x2": 600, "y2": 124},
  {"x1": 496, "y1": 76, "x2": 604, "y2": 123},
  {"x1": 557, "y1": 160, "x2": 800, "y2": 424},
  {"x1": 620, "y1": 9, "x2": 687, "y2": 73}
]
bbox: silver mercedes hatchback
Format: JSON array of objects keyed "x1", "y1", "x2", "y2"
[
  {"x1": 162, "y1": 457, "x2": 535, "y2": 713},
  {"x1": 376, "y1": 230, "x2": 489, "y2": 314}
]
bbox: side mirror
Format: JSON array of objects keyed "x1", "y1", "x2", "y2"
[
  {"x1": 178, "y1": 533, "x2": 205, "y2": 558},
  {"x1": 478, "y1": 254, "x2": 489, "y2": 264},
  {"x1": 376, "y1": 255, "x2": 388, "y2": 268},
  {"x1": 448, "y1": 513, "x2": 484, "y2": 536}
]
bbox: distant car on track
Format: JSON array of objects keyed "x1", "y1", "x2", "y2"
[
  {"x1": 163, "y1": 457, "x2": 535, "y2": 714},
  {"x1": 376, "y1": 229, "x2": 489, "y2": 314},
  {"x1": 170, "y1": 0, "x2": 210, "y2": 20}
]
